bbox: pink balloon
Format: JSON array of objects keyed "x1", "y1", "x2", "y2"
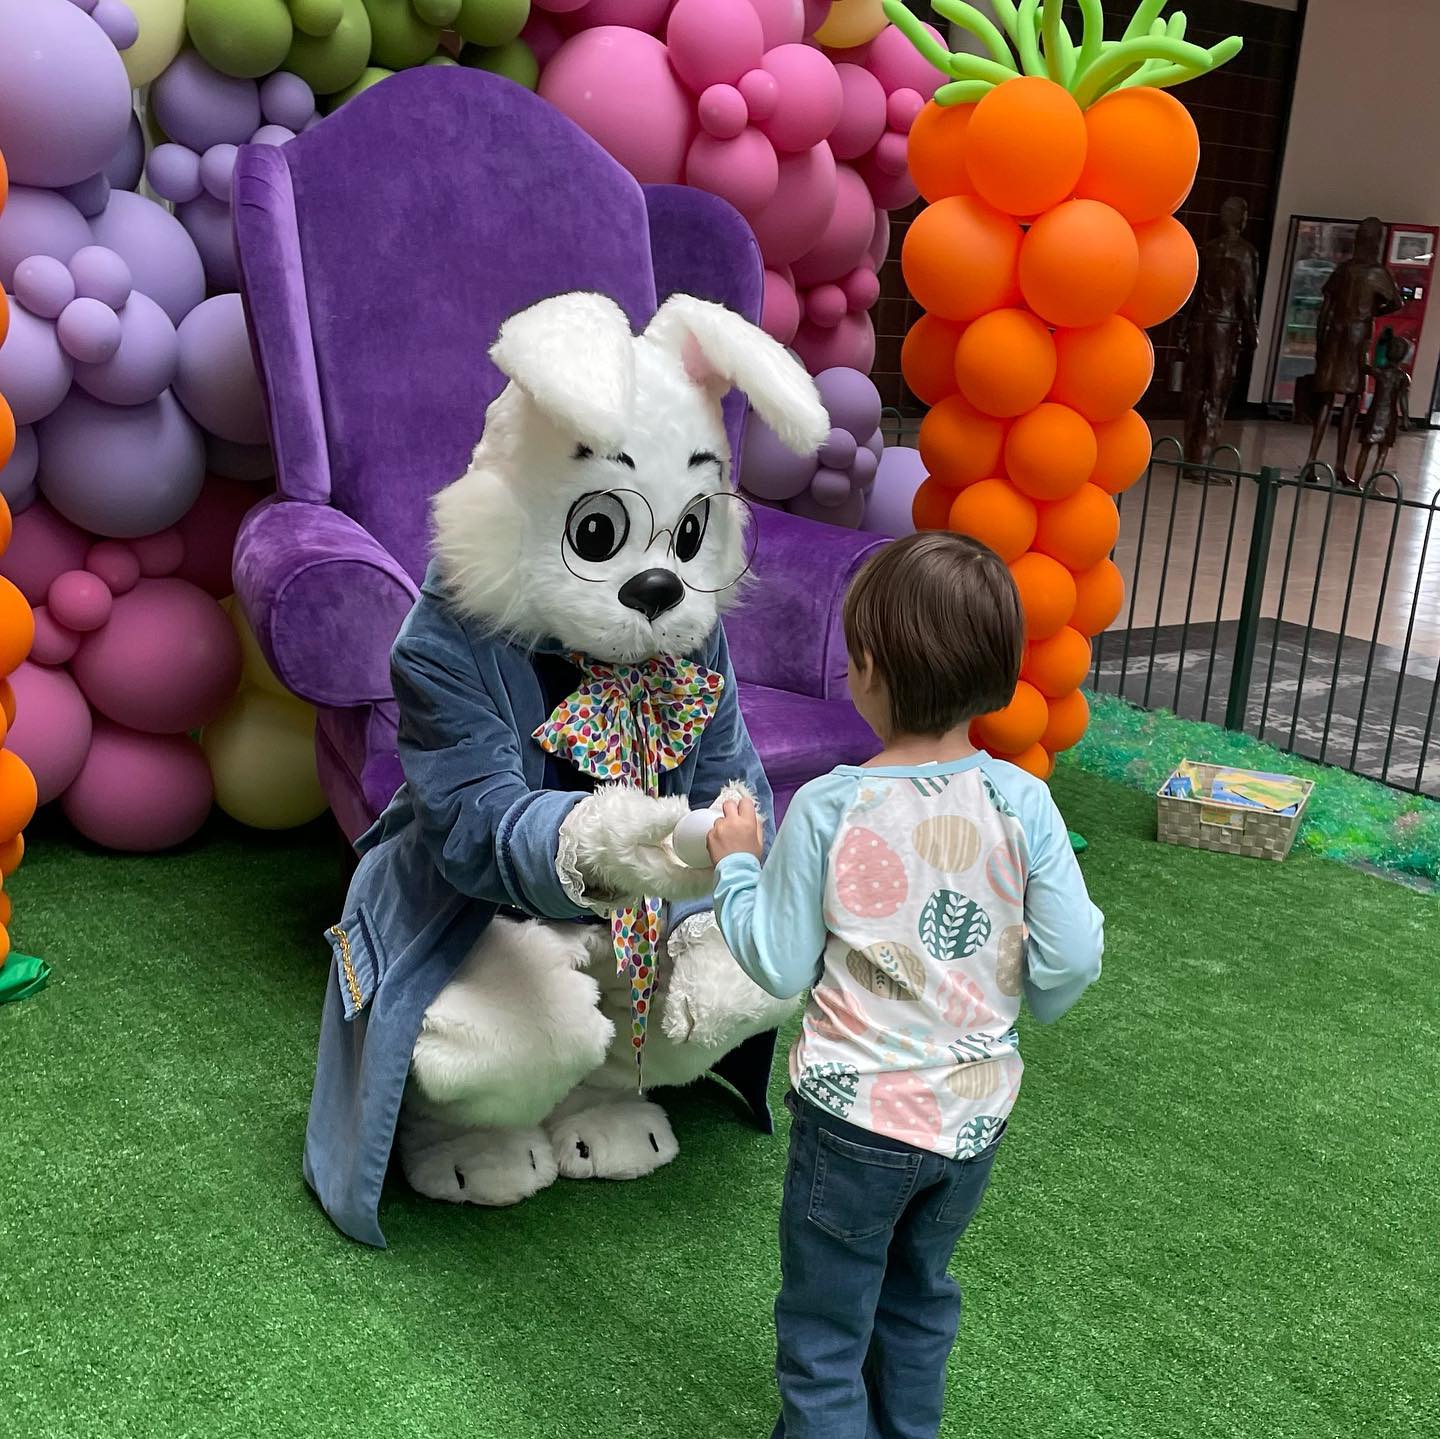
[
  {"x1": 0, "y1": 501, "x2": 90, "y2": 605},
  {"x1": 747, "y1": 0, "x2": 806, "y2": 48},
  {"x1": 582, "y1": 0, "x2": 673, "y2": 28},
  {"x1": 48, "y1": 569, "x2": 113, "y2": 632},
  {"x1": 70, "y1": 578, "x2": 242, "y2": 735},
  {"x1": 867, "y1": 203, "x2": 890, "y2": 268},
  {"x1": 5, "y1": 661, "x2": 93, "y2": 805},
  {"x1": 871, "y1": 129, "x2": 909, "y2": 177},
  {"x1": 173, "y1": 476, "x2": 258, "y2": 598},
  {"x1": 802, "y1": 0, "x2": 833, "y2": 37},
  {"x1": 738, "y1": 67, "x2": 779, "y2": 121},
  {"x1": 748, "y1": 141, "x2": 837, "y2": 268},
  {"x1": 522, "y1": 10, "x2": 569, "y2": 66},
  {"x1": 857, "y1": 149, "x2": 918, "y2": 211},
  {"x1": 887, "y1": 86, "x2": 923, "y2": 133},
  {"x1": 806, "y1": 284, "x2": 846, "y2": 328},
  {"x1": 85, "y1": 540, "x2": 141, "y2": 595},
  {"x1": 758, "y1": 44, "x2": 843, "y2": 153},
  {"x1": 698, "y1": 84, "x2": 748, "y2": 140},
  {"x1": 540, "y1": 28, "x2": 695, "y2": 184},
  {"x1": 830, "y1": 63, "x2": 887, "y2": 161},
  {"x1": 132, "y1": 529, "x2": 185, "y2": 577},
  {"x1": 30, "y1": 607, "x2": 82, "y2": 668},
  {"x1": 61, "y1": 720, "x2": 214, "y2": 852},
  {"x1": 534, "y1": 0, "x2": 590, "y2": 11},
  {"x1": 667, "y1": 0, "x2": 765, "y2": 92},
  {"x1": 793, "y1": 310, "x2": 875, "y2": 373},
  {"x1": 791, "y1": 162, "x2": 873, "y2": 285},
  {"x1": 865, "y1": 22, "x2": 944, "y2": 98},
  {"x1": 842, "y1": 264, "x2": 880, "y2": 311},
  {"x1": 761, "y1": 268, "x2": 800, "y2": 345},
  {"x1": 685, "y1": 129, "x2": 779, "y2": 216}
]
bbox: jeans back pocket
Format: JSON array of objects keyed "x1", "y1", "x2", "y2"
[{"x1": 809, "y1": 1128, "x2": 922, "y2": 1243}]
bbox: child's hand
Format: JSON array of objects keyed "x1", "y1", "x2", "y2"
[{"x1": 707, "y1": 798, "x2": 763, "y2": 864}]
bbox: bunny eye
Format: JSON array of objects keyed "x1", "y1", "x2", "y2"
[
  {"x1": 673, "y1": 498, "x2": 709, "y2": 563},
  {"x1": 566, "y1": 492, "x2": 631, "y2": 563}
]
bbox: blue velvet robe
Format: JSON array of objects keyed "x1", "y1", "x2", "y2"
[{"x1": 304, "y1": 564, "x2": 775, "y2": 1246}]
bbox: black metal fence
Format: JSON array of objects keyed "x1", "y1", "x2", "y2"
[{"x1": 1094, "y1": 439, "x2": 1440, "y2": 797}]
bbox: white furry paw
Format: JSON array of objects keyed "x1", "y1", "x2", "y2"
[
  {"x1": 563, "y1": 787, "x2": 718, "y2": 904},
  {"x1": 661, "y1": 913, "x2": 800, "y2": 1050},
  {"x1": 398, "y1": 1119, "x2": 559, "y2": 1208},
  {"x1": 545, "y1": 1099, "x2": 679, "y2": 1181}
]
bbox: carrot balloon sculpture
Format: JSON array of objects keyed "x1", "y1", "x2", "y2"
[{"x1": 886, "y1": 0, "x2": 1240, "y2": 778}]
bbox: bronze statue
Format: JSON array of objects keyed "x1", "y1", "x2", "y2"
[
  {"x1": 1304, "y1": 216, "x2": 1401, "y2": 485},
  {"x1": 1180, "y1": 196, "x2": 1259, "y2": 484},
  {"x1": 1355, "y1": 332, "x2": 1412, "y2": 482}
]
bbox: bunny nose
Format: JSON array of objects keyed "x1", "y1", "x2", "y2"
[{"x1": 618, "y1": 568, "x2": 685, "y2": 621}]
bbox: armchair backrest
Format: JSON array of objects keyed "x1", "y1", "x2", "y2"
[{"x1": 235, "y1": 68, "x2": 670, "y2": 583}]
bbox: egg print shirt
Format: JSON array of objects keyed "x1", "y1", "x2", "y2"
[{"x1": 713, "y1": 754, "x2": 1104, "y2": 1159}]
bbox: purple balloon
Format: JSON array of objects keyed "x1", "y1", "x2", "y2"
[
  {"x1": 151, "y1": 50, "x2": 262, "y2": 152},
  {"x1": 14, "y1": 255, "x2": 77, "y2": 319},
  {"x1": 249, "y1": 124, "x2": 296, "y2": 148},
  {"x1": 91, "y1": 0, "x2": 140, "y2": 49},
  {"x1": 176, "y1": 192, "x2": 240, "y2": 293},
  {"x1": 809, "y1": 466, "x2": 854, "y2": 508},
  {"x1": 851, "y1": 444, "x2": 879, "y2": 488},
  {"x1": 57, "y1": 297, "x2": 123, "y2": 364},
  {"x1": 739, "y1": 411, "x2": 818, "y2": 502},
  {"x1": 0, "y1": 426, "x2": 40, "y2": 513},
  {"x1": 72, "y1": 291, "x2": 180, "y2": 407},
  {"x1": 70, "y1": 245, "x2": 132, "y2": 306},
  {"x1": 59, "y1": 173, "x2": 112, "y2": 218},
  {"x1": 105, "y1": 110, "x2": 146, "y2": 191},
  {"x1": 6, "y1": 661, "x2": 94, "y2": 806},
  {"x1": 199, "y1": 144, "x2": 238, "y2": 202},
  {"x1": 71, "y1": 578, "x2": 242, "y2": 734},
  {"x1": 0, "y1": 186, "x2": 92, "y2": 290},
  {"x1": 815, "y1": 366, "x2": 882, "y2": 442},
  {"x1": 862, "y1": 446, "x2": 928, "y2": 539},
  {"x1": 791, "y1": 487, "x2": 866, "y2": 528},
  {"x1": 0, "y1": 0, "x2": 133, "y2": 187},
  {"x1": 260, "y1": 72, "x2": 317, "y2": 131},
  {"x1": 147, "y1": 143, "x2": 204, "y2": 203},
  {"x1": 205, "y1": 435, "x2": 275, "y2": 483},
  {"x1": 818, "y1": 426, "x2": 857, "y2": 470},
  {"x1": 89, "y1": 190, "x2": 206, "y2": 326},
  {"x1": 173, "y1": 294, "x2": 269, "y2": 444},
  {"x1": 37, "y1": 388, "x2": 205, "y2": 538},
  {"x1": 0, "y1": 305, "x2": 74, "y2": 425}
]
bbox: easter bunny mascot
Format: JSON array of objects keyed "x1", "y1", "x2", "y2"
[{"x1": 305, "y1": 293, "x2": 829, "y2": 1246}]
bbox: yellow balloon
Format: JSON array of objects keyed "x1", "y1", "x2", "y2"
[
  {"x1": 122, "y1": 0, "x2": 189, "y2": 87},
  {"x1": 813, "y1": 0, "x2": 888, "y2": 50},
  {"x1": 202, "y1": 690, "x2": 327, "y2": 830},
  {"x1": 221, "y1": 597, "x2": 290, "y2": 698}
]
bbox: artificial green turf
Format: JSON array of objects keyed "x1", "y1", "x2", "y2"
[{"x1": 2, "y1": 771, "x2": 1436, "y2": 1438}]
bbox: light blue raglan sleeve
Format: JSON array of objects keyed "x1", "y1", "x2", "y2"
[
  {"x1": 711, "y1": 772, "x2": 857, "y2": 1000},
  {"x1": 985, "y1": 761, "x2": 1105, "y2": 1024}
]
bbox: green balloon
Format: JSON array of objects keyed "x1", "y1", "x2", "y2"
[
  {"x1": 290, "y1": 0, "x2": 345, "y2": 39},
  {"x1": 285, "y1": 0, "x2": 373, "y2": 93},
  {"x1": 362, "y1": 0, "x2": 441, "y2": 70},
  {"x1": 188, "y1": 0, "x2": 293, "y2": 79},
  {"x1": 414, "y1": 0, "x2": 463, "y2": 26},
  {"x1": 459, "y1": 36, "x2": 537, "y2": 90},
  {"x1": 326, "y1": 64, "x2": 394, "y2": 110},
  {"x1": 454, "y1": 0, "x2": 528, "y2": 48},
  {"x1": 425, "y1": 53, "x2": 460, "y2": 65}
]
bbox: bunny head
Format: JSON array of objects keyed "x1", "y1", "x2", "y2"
[{"x1": 432, "y1": 292, "x2": 828, "y2": 664}]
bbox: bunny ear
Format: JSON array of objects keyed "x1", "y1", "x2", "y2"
[
  {"x1": 490, "y1": 292, "x2": 636, "y2": 450},
  {"x1": 644, "y1": 294, "x2": 828, "y2": 456}
]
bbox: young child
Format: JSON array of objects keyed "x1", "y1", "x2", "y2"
[{"x1": 707, "y1": 530, "x2": 1104, "y2": 1439}]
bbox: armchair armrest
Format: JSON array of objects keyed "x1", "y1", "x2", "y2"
[
  {"x1": 725, "y1": 507, "x2": 889, "y2": 701},
  {"x1": 233, "y1": 498, "x2": 419, "y2": 708}
]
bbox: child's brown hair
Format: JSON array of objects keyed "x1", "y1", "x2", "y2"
[{"x1": 843, "y1": 532, "x2": 1024, "y2": 736}]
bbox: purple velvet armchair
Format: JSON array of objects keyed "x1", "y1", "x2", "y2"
[{"x1": 231, "y1": 68, "x2": 882, "y2": 843}]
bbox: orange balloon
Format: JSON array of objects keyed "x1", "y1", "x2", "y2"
[
  {"x1": 1121, "y1": 216, "x2": 1198, "y2": 327},
  {"x1": 0, "y1": 749, "x2": 36, "y2": 840},
  {"x1": 912, "y1": 474, "x2": 960, "y2": 532},
  {"x1": 948, "y1": 479, "x2": 1037, "y2": 563},
  {"x1": 0, "y1": 578, "x2": 34, "y2": 676},
  {"x1": 1076, "y1": 87, "x2": 1199, "y2": 224},
  {"x1": 1005, "y1": 403, "x2": 1096, "y2": 502},
  {"x1": 975, "y1": 679, "x2": 1048, "y2": 754},
  {"x1": 1091, "y1": 410, "x2": 1151, "y2": 494},
  {"x1": 0, "y1": 287, "x2": 9, "y2": 352},
  {"x1": 0, "y1": 922, "x2": 9, "y2": 968},
  {"x1": 955, "y1": 309, "x2": 1057, "y2": 419},
  {"x1": 907, "y1": 101, "x2": 976, "y2": 204},
  {"x1": 1070, "y1": 557, "x2": 1126, "y2": 635},
  {"x1": 0, "y1": 494, "x2": 10, "y2": 558},
  {"x1": 1019, "y1": 199, "x2": 1139, "y2": 329},
  {"x1": 0, "y1": 832, "x2": 23, "y2": 877},
  {"x1": 0, "y1": 679, "x2": 13, "y2": 730},
  {"x1": 998, "y1": 741, "x2": 1053, "y2": 780},
  {"x1": 901, "y1": 195, "x2": 1021, "y2": 323},
  {"x1": 1051, "y1": 316, "x2": 1154, "y2": 422},
  {"x1": 1041, "y1": 687, "x2": 1090, "y2": 753},
  {"x1": 965, "y1": 77, "x2": 1086, "y2": 218},
  {"x1": 0, "y1": 147, "x2": 7, "y2": 214},
  {"x1": 901, "y1": 314, "x2": 964, "y2": 406},
  {"x1": 1009, "y1": 552, "x2": 1077, "y2": 641},
  {"x1": 0, "y1": 391, "x2": 13, "y2": 475},
  {"x1": 0, "y1": 888, "x2": 11, "y2": 928},
  {"x1": 1023, "y1": 626, "x2": 1092, "y2": 697},
  {"x1": 1035, "y1": 484, "x2": 1119, "y2": 573},
  {"x1": 920, "y1": 394, "x2": 1008, "y2": 491}
]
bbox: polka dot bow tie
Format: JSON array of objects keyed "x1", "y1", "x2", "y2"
[{"x1": 534, "y1": 654, "x2": 724, "y2": 1081}]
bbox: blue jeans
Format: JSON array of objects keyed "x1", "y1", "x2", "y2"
[{"x1": 771, "y1": 1091, "x2": 1002, "y2": 1439}]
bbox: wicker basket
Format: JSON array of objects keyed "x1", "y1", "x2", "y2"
[{"x1": 1155, "y1": 761, "x2": 1313, "y2": 861}]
